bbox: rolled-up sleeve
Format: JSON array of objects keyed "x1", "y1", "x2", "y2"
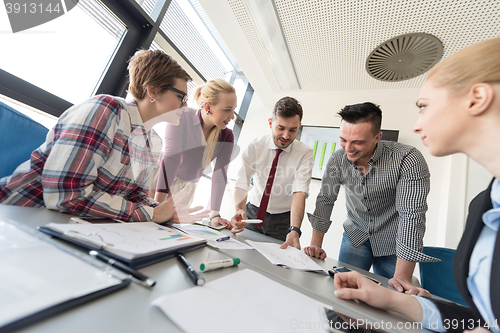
[
  {"x1": 291, "y1": 148, "x2": 313, "y2": 196},
  {"x1": 309, "y1": 154, "x2": 342, "y2": 233},
  {"x1": 395, "y1": 149, "x2": 438, "y2": 262}
]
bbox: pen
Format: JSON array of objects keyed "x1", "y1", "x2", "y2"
[
  {"x1": 89, "y1": 250, "x2": 156, "y2": 288},
  {"x1": 177, "y1": 253, "x2": 205, "y2": 286},
  {"x1": 215, "y1": 236, "x2": 230, "y2": 242}
]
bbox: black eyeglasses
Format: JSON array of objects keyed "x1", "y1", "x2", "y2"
[{"x1": 164, "y1": 86, "x2": 188, "y2": 105}]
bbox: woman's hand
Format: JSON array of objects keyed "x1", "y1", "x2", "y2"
[
  {"x1": 152, "y1": 183, "x2": 208, "y2": 223},
  {"x1": 210, "y1": 216, "x2": 232, "y2": 229},
  {"x1": 334, "y1": 271, "x2": 424, "y2": 322}
]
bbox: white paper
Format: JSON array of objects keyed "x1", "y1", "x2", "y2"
[
  {"x1": 246, "y1": 240, "x2": 326, "y2": 272},
  {"x1": 177, "y1": 224, "x2": 253, "y2": 250},
  {"x1": 0, "y1": 221, "x2": 122, "y2": 328},
  {"x1": 152, "y1": 269, "x2": 330, "y2": 333},
  {"x1": 44, "y1": 222, "x2": 205, "y2": 259}
]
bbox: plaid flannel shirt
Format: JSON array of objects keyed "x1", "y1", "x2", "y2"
[{"x1": 0, "y1": 95, "x2": 161, "y2": 221}]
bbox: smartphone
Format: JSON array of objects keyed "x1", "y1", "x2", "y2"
[
  {"x1": 319, "y1": 307, "x2": 378, "y2": 333},
  {"x1": 328, "y1": 266, "x2": 382, "y2": 285},
  {"x1": 69, "y1": 217, "x2": 125, "y2": 224}
]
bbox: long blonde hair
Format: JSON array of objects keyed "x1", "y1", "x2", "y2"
[
  {"x1": 428, "y1": 37, "x2": 500, "y2": 95},
  {"x1": 193, "y1": 79, "x2": 235, "y2": 168}
]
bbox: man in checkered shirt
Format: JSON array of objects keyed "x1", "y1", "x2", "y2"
[{"x1": 304, "y1": 102, "x2": 438, "y2": 293}]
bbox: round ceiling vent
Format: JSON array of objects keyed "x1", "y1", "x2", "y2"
[{"x1": 366, "y1": 33, "x2": 443, "y2": 82}]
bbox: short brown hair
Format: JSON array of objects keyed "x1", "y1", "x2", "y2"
[
  {"x1": 127, "y1": 50, "x2": 192, "y2": 100},
  {"x1": 273, "y1": 96, "x2": 303, "y2": 121},
  {"x1": 428, "y1": 37, "x2": 500, "y2": 95}
]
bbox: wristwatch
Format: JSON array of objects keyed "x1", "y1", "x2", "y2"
[
  {"x1": 287, "y1": 226, "x2": 302, "y2": 237},
  {"x1": 209, "y1": 214, "x2": 221, "y2": 222}
]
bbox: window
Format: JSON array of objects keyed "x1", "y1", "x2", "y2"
[
  {"x1": 134, "y1": 0, "x2": 167, "y2": 21},
  {"x1": 0, "y1": 0, "x2": 126, "y2": 104}
]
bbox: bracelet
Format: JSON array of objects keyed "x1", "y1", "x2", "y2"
[{"x1": 209, "y1": 214, "x2": 221, "y2": 222}]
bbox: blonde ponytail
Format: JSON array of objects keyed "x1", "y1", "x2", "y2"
[{"x1": 194, "y1": 79, "x2": 235, "y2": 168}]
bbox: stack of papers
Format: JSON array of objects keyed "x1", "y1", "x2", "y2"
[{"x1": 246, "y1": 240, "x2": 327, "y2": 273}]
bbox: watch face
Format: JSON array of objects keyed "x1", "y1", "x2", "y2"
[{"x1": 288, "y1": 226, "x2": 301, "y2": 236}]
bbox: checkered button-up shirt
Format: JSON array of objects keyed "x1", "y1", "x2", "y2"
[
  {"x1": 0, "y1": 95, "x2": 161, "y2": 221},
  {"x1": 308, "y1": 140, "x2": 438, "y2": 262}
]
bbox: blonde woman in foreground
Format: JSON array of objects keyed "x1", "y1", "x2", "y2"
[{"x1": 334, "y1": 37, "x2": 500, "y2": 333}]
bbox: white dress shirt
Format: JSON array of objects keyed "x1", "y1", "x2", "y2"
[{"x1": 234, "y1": 135, "x2": 313, "y2": 214}]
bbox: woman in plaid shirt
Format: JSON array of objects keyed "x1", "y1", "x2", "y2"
[{"x1": 0, "y1": 50, "x2": 207, "y2": 224}]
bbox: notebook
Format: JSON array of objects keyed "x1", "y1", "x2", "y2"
[{"x1": 38, "y1": 222, "x2": 207, "y2": 269}]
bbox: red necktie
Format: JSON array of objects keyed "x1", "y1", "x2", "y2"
[{"x1": 256, "y1": 149, "x2": 283, "y2": 227}]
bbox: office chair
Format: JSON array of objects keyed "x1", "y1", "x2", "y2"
[
  {"x1": 0, "y1": 101, "x2": 49, "y2": 178},
  {"x1": 419, "y1": 246, "x2": 468, "y2": 307}
]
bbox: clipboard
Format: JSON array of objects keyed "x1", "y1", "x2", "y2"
[
  {"x1": 38, "y1": 222, "x2": 207, "y2": 269},
  {"x1": 2, "y1": 279, "x2": 130, "y2": 333},
  {"x1": 0, "y1": 221, "x2": 130, "y2": 333}
]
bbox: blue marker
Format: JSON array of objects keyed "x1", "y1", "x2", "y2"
[{"x1": 215, "y1": 236, "x2": 230, "y2": 242}]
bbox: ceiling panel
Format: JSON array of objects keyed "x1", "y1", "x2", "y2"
[{"x1": 228, "y1": 0, "x2": 500, "y2": 93}]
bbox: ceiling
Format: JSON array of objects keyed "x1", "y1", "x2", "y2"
[{"x1": 199, "y1": 0, "x2": 500, "y2": 109}]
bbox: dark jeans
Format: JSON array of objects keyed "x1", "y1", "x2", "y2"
[{"x1": 244, "y1": 203, "x2": 290, "y2": 241}]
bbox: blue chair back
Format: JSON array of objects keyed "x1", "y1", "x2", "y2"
[
  {"x1": 0, "y1": 101, "x2": 49, "y2": 179},
  {"x1": 420, "y1": 247, "x2": 468, "y2": 306}
]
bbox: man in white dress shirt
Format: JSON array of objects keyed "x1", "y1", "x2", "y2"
[{"x1": 230, "y1": 97, "x2": 313, "y2": 249}]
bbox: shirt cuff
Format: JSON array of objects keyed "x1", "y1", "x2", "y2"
[
  {"x1": 413, "y1": 296, "x2": 446, "y2": 332},
  {"x1": 396, "y1": 239, "x2": 441, "y2": 262},
  {"x1": 307, "y1": 212, "x2": 332, "y2": 233}
]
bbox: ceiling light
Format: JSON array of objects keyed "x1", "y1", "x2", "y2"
[{"x1": 243, "y1": 0, "x2": 300, "y2": 90}]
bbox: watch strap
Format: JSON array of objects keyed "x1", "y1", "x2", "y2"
[{"x1": 288, "y1": 226, "x2": 301, "y2": 237}]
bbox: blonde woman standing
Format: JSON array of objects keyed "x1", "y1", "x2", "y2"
[{"x1": 155, "y1": 79, "x2": 236, "y2": 226}]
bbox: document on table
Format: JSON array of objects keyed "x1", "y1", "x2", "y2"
[
  {"x1": 152, "y1": 269, "x2": 331, "y2": 333},
  {"x1": 246, "y1": 240, "x2": 326, "y2": 273},
  {"x1": 0, "y1": 221, "x2": 127, "y2": 330},
  {"x1": 175, "y1": 224, "x2": 253, "y2": 250},
  {"x1": 41, "y1": 222, "x2": 206, "y2": 259}
]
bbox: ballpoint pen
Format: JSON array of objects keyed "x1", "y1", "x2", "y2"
[
  {"x1": 177, "y1": 253, "x2": 205, "y2": 286},
  {"x1": 215, "y1": 236, "x2": 230, "y2": 242},
  {"x1": 89, "y1": 250, "x2": 156, "y2": 287}
]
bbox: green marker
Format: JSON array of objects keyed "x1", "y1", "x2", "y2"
[{"x1": 200, "y1": 258, "x2": 240, "y2": 272}]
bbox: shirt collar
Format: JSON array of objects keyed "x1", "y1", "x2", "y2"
[
  {"x1": 368, "y1": 141, "x2": 384, "y2": 165},
  {"x1": 267, "y1": 135, "x2": 292, "y2": 153},
  {"x1": 126, "y1": 99, "x2": 147, "y2": 132}
]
